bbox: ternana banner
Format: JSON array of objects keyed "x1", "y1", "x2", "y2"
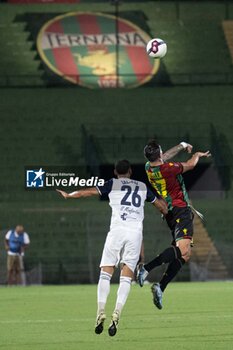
[{"x1": 37, "y1": 12, "x2": 159, "y2": 88}]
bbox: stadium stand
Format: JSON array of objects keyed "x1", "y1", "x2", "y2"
[
  {"x1": 0, "y1": 2, "x2": 233, "y2": 85},
  {"x1": 1, "y1": 86, "x2": 232, "y2": 283},
  {"x1": 190, "y1": 215, "x2": 229, "y2": 281},
  {"x1": 0, "y1": 1, "x2": 232, "y2": 283}
]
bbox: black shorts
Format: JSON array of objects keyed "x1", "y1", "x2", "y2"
[{"x1": 165, "y1": 206, "x2": 194, "y2": 243}]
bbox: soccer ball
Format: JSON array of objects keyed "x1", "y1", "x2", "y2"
[{"x1": 146, "y1": 38, "x2": 167, "y2": 58}]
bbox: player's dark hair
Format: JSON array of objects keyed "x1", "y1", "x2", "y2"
[
  {"x1": 144, "y1": 139, "x2": 161, "y2": 162},
  {"x1": 115, "y1": 160, "x2": 131, "y2": 175}
]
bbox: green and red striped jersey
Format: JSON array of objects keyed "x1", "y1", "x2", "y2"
[{"x1": 145, "y1": 161, "x2": 190, "y2": 210}]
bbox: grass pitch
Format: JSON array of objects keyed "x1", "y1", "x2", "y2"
[{"x1": 0, "y1": 282, "x2": 232, "y2": 350}]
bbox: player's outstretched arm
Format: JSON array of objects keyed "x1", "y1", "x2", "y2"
[
  {"x1": 181, "y1": 151, "x2": 211, "y2": 173},
  {"x1": 163, "y1": 142, "x2": 193, "y2": 161},
  {"x1": 152, "y1": 198, "x2": 168, "y2": 215},
  {"x1": 56, "y1": 187, "x2": 99, "y2": 199}
]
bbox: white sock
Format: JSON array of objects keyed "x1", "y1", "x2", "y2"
[
  {"x1": 97, "y1": 271, "x2": 112, "y2": 314},
  {"x1": 115, "y1": 276, "x2": 132, "y2": 315}
]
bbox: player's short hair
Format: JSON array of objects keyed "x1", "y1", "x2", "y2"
[
  {"x1": 144, "y1": 139, "x2": 161, "y2": 162},
  {"x1": 115, "y1": 160, "x2": 131, "y2": 175}
]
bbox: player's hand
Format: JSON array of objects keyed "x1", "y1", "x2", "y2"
[
  {"x1": 186, "y1": 144, "x2": 193, "y2": 153},
  {"x1": 56, "y1": 189, "x2": 69, "y2": 199},
  {"x1": 180, "y1": 141, "x2": 193, "y2": 153},
  {"x1": 196, "y1": 151, "x2": 211, "y2": 158}
]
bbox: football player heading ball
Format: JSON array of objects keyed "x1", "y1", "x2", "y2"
[{"x1": 137, "y1": 140, "x2": 211, "y2": 309}]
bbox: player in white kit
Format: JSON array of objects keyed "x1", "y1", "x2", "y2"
[{"x1": 57, "y1": 160, "x2": 167, "y2": 336}]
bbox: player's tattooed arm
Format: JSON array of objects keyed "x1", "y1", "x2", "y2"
[
  {"x1": 163, "y1": 142, "x2": 193, "y2": 161},
  {"x1": 56, "y1": 187, "x2": 99, "y2": 199}
]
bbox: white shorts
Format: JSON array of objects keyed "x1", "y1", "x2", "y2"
[{"x1": 100, "y1": 226, "x2": 143, "y2": 273}]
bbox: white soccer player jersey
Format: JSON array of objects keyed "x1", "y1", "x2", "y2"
[{"x1": 97, "y1": 178, "x2": 157, "y2": 231}]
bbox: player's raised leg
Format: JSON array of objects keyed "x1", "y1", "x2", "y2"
[
  {"x1": 151, "y1": 238, "x2": 191, "y2": 309},
  {"x1": 95, "y1": 266, "x2": 114, "y2": 334},
  {"x1": 108, "y1": 264, "x2": 134, "y2": 337},
  {"x1": 137, "y1": 245, "x2": 182, "y2": 287},
  {"x1": 159, "y1": 238, "x2": 191, "y2": 291}
]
